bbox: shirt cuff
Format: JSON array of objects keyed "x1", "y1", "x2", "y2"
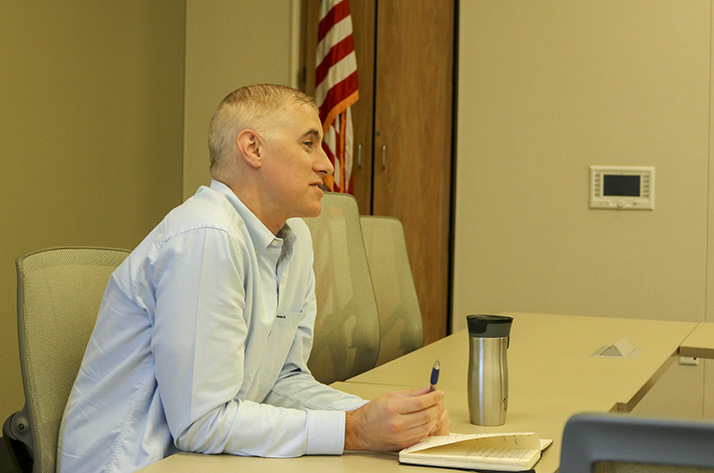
[{"x1": 305, "y1": 410, "x2": 346, "y2": 455}]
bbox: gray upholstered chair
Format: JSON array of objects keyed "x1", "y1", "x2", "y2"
[
  {"x1": 359, "y1": 215, "x2": 423, "y2": 366},
  {"x1": 303, "y1": 193, "x2": 380, "y2": 384},
  {"x1": 560, "y1": 412, "x2": 714, "y2": 473},
  {"x1": 3, "y1": 247, "x2": 130, "y2": 473}
]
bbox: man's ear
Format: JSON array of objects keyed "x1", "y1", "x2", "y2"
[{"x1": 236, "y1": 129, "x2": 263, "y2": 169}]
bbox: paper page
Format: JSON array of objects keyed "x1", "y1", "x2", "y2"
[
  {"x1": 403, "y1": 432, "x2": 541, "y2": 455},
  {"x1": 425, "y1": 443, "x2": 536, "y2": 461}
]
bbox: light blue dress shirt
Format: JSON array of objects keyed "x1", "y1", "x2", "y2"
[{"x1": 57, "y1": 180, "x2": 367, "y2": 473}]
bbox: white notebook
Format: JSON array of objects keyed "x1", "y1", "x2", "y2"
[{"x1": 399, "y1": 432, "x2": 552, "y2": 471}]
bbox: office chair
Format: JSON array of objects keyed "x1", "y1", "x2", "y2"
[
  {"x1": 303, "y1": 193, "x2": 380, "y2": 384},
  {"x1": 359, "y1": 215, "x2": 423, "y2": 366},
  {"x1": 560, "y1": 412, "x2": 714, "y2": 473},
  {"x1": 2, "y1": 247, "x2": 130, "y2": 473}
]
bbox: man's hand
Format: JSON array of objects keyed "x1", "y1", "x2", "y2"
[{"x1": 344, "y1": 386, "x2": 452, "y2": 452}]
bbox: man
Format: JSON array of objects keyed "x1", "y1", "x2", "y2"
[{"x1": 57, "y1": 84, "x2": 451, "y2": 473}]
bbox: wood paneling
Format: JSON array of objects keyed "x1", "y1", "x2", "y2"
[{"x1": 372, "y1": 0, "x2": 454, "y2": 343}]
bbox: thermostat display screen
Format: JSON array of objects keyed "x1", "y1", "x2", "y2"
[{"x1": 603, "y1": 175, "x2": 640, "y2": 197}]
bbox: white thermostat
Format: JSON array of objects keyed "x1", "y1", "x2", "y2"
[{"x1": 590, "y1": 166, "x2": 655, "y2": 210}]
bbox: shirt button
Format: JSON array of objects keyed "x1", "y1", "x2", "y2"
[{"x1": 271, "y1": 240, "x2": 279, "y2": 246}]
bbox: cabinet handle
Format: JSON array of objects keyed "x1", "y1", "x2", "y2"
[
  {"x1": 381, "y1": 145, "x2": 387, "y2": 170},
  {"x1": 357, "y1": 144, "x2": 362, "y2": 169}
]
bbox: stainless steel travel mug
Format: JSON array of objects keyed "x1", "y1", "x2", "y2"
[{"x1": 467, "y1": 314, "x2": 513, "y2": 426}]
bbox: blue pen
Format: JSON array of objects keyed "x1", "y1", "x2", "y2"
[{"x1": 429, "y1": 360, "x2": 440, "y2": 392}]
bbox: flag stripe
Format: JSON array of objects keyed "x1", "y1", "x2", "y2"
[
  {"x1": 344, "y1": 107, "x2": 354, "y2": 191},
  {"x1": 319, "y1": 80, "x2": 358, "y2": 133},
  {"x1": 322, "y1": 126, "x2": 337, "y2": 191},
  {"x1": 338, "y1": 110, "x2": 347, "y2": 189},
  {"x1": 315, "y1": 50, "x2": 357, "y2": 105},
  {"x1": 316, "y1": 0, "x2": 357, "y2": 194},
  {"x1": 317, "y1": 0, "x2": 351, "y2": 43},
  {"x1": 316, "y1": 15, "x2": 353, "y2": 65},
  {"x1": 315, "y1": 34, "x2": 355, "y2": 86}
]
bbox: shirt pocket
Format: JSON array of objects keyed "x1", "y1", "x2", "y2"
[{"x1": 256, "y1": 311, "x2": 302, "y2": 395}]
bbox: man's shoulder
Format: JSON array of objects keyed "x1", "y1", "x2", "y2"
[
  {"x1": 127, "y1": 186, "x2": 249, "y2": 259},
  {"x1": 167, "y1": 186, "x2": 245, "y2": 234}
]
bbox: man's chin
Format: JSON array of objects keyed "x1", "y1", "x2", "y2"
[{"x1": 299, "y1": 203, "x2": 322, "y2": 219}]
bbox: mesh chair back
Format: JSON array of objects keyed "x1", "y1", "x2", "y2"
[
  {"x1": 303, "y1": 193, "x2": 380, "y2": 383},
  {"x1": 16, "y1": 247, "x2": 130, "y2": 473},
  {"x1": 560, "y1": 412, "x2": 714, "y2": 473},
  {"x1": 593, "y1": 463, "x2": 713, "y2": 473},
  {"x1": 360, "y1": 216, "x2": 423, "y2": 366}
]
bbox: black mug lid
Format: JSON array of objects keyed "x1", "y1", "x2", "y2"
[{"x1": 467, "y1": 314, "x2": 513, "y2": 338}]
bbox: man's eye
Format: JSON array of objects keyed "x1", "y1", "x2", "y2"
[{"x1": 304, "y1": 141, "x2": 313, "y2": 148}]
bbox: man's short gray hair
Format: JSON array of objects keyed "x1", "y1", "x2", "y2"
[{"x1": 208, "y1": 84, "x2": 318, "y2": 179}]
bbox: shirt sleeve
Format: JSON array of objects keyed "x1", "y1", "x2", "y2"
[
  {"x1": 147, "y1": 227, "x2": 345, "y2": 458},
  {"x1": 263, "y1": 255, "x2": 368, "y2": 413},
  {"x1": 262, "y1": 221, "x2": 368, "y2": 453},
  {"x1": 262, "y1": 262, "x2": 368, "y2": 453}
]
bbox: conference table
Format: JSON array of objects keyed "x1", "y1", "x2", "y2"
[
  {"x1": 138, "y1": 312, "x2": 699, "y2": 473},
  {"x1": 680, "y1": 322, "x2": 714, "y2": 359}
]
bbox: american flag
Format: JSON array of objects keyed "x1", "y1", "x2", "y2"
[{"x1": 315, "y1": 0, "x2": 358, "y2": 193}]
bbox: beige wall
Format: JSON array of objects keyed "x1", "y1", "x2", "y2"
[
  {"x1": 454, "y1": 0, "x2": 712, "y2": 416},
  {"x1": 182, "y1": 0, "x2": 299, "y2": 198},
  {"x1": 0, "y1": 1, "x2": 185, "y2": 424}
]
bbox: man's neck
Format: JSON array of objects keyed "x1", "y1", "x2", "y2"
[{"x1": 222, "y1": 179, "x2": 285, "y2": 236}]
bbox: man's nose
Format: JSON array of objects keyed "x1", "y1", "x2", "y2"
[{"x1": 318, "y1": 145, "x2": 335, "y2": 175}]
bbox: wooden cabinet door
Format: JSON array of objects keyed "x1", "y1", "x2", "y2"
[{"x1": 372, "y1": 0, "x2": 454, "y2": 343}]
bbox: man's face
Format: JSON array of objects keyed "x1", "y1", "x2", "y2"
[{"x1": 259, "y1": 101, "x2": 334, "y2": 226}]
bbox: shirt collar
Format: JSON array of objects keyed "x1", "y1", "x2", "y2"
[{"x1": 209, "y1": 179, "x2": 295, "y2": 257}]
